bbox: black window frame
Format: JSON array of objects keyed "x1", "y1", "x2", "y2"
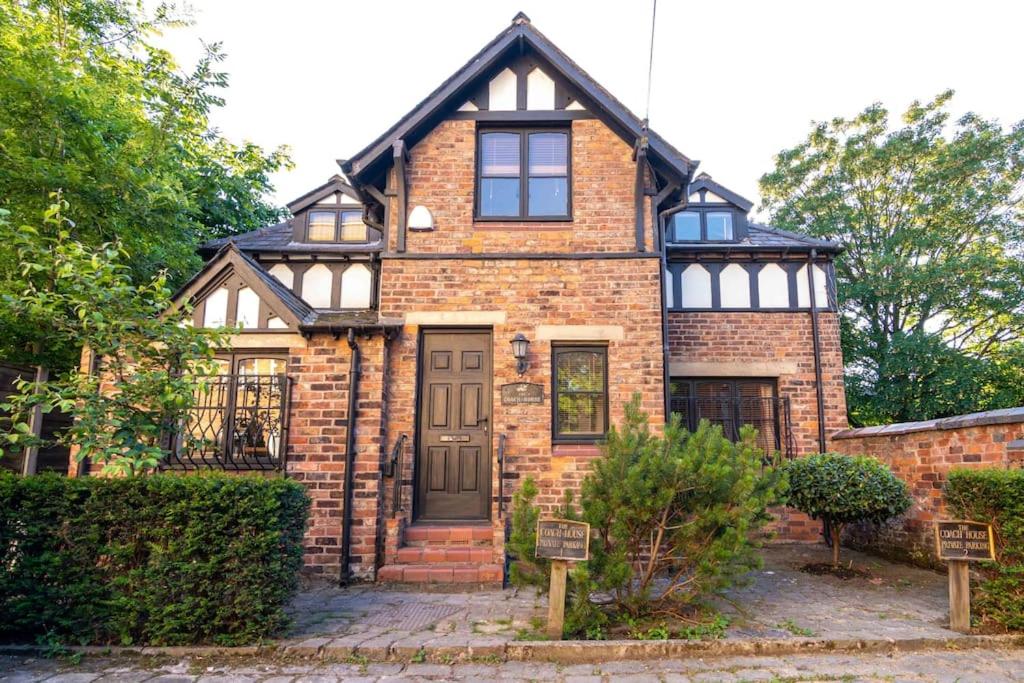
[
  {"x1": 665, "y1": 207, "x2": 739, "y2": 243},
  {"x1": 305, "y1": 209, "x2": 369, "y2": 243},
  {"x1": 669, "y1": 377, "x2": 783, "y2": 450},
  {"x1": 475, "y1": 126, "x2": 573, "y2": 222},
  {"x1": 551, "y1": 343, "x2": 609, "y2": 444}
]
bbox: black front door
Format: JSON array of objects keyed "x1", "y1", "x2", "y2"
[{"x1": 415, "y1": 329, "x2": 492, "y2": 521}]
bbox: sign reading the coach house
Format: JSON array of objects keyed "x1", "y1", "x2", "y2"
[
  {"x1": 501, "y1": 382, "x2": 544, "y2": 405},
  {"x1": 934, "y1": 520, "x2": 995, "y2": 561},
  {"x1": 536, "y1": 519, "x2": 590, "y2": 561}
]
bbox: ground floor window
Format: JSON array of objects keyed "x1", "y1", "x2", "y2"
[
  {"x1": 164, "y1": 352, "x2": 290, "y2": 470},
  {"x1": 669, "y1": 378, "x2": 793, "y2": 457},
  {"x1": 552, "y1": 344, "x2": 608, "y2": 442}
]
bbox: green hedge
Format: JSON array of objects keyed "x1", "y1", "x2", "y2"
[
  {"x1": 945, "y1": 468, "x2": 1024, "y2": 631},
  {"x1": 0, "y1": 472, "x2": 310, "y2": 645}
]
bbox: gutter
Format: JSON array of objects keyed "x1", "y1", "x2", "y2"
[
  {"x1": 806, "y1": 249, "x2": 827, "y2": 453},
  {"x1": 340, "y1": 329, "x2": 361, "y2": 584}
]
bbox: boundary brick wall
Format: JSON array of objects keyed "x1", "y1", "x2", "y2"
[{"x1": 832, "y1": 408, "x2": 1024, "y2": 568}]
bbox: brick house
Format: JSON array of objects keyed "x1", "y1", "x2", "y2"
[{"x1": 71, "y1": 14, "x2": 847, "y2": 583}]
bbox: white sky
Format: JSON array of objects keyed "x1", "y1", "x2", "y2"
[{"x1": 156, "y1": 0, "x2": 1024, "y2": 216}]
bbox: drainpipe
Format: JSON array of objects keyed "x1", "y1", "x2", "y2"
[
  {"x1": 806, "y1": 249, "x2": 827, "y2": 453},
  {"x1": 654, "y1": 180, "x2": 684, "y2": 422},
  {"x1": 340, "y1": 328, "x2": 361, "y2": 584}
]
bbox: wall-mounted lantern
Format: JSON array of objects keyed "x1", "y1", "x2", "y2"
[{"x1": 510, "y1": 333, "x2": 530, "y2": 375}]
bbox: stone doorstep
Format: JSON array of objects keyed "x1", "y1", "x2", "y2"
[
  {"x1": 396, "y1": 546, "x2": 494, "y2": 563},
  {"x1": 3, "y1": 634, "x2": 1021, "y2": 665},
  {"x1": 403, "y1": 524, "x2": 494, "y2": 545},
  {"x1": 376, "y1": 562, "x2": 504, "y2": 584}
]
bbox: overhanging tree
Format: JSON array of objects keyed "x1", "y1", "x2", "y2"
[
  {"x1": 0, "y1": 0, "x2": 291, "y2": 370},
  {"x1": 760, "y1": 92, "x2": 1024, "y2": 425}
]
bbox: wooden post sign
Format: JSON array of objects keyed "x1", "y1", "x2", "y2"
[
  {"x1": 536, "y1": 518, "x2": 590, "y2": 639},
  {"x1": 934, "y1": 520, "x2": 995, "y2": 633}
]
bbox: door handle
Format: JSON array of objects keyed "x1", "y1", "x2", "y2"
[{"x1": 479, "y1": 415, "x2": 489, "y2": 433}]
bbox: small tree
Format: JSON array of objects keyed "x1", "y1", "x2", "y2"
[
  {"x1": 0, "y1": 199, "x2": 229, "y2": 475},
  {"x1": 785, "y1": 453, "x2": 912, "y2": 567},
  {"x1": 569, "y1": 396, "x2": 785, "y2": 629}
]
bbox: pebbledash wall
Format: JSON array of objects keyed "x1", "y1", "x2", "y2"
[{"x1": 832, "y1": 407, "x2": 1024, "y2": 568}]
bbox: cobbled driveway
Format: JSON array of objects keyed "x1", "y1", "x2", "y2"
[
  {"x1": 284, "y1": 543, "x2": 959, "y2": 652},
  {"x1": 2, "y1": 648, "x2": 1023, "y2": 682}
]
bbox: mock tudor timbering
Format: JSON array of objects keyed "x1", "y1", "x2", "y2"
[{"x1": 83, "y1": 14, "x2": 849, "y2": 583}]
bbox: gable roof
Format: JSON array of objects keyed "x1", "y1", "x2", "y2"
[
  {"x1": 286, "y1": 174, "x2": 363, "y2": 214},
  {"x1": 689, "y1": 173, "x2": 754, "y2": 212},
  {"x1": 172, "y1": 243, "x2": 316, "y2": 327},
  {"x1": 340, "y1": 13, "x2": 695, "y2": 185},
  {"x1": 198, "y1": 220, "x2": 383, "y2": 258}
]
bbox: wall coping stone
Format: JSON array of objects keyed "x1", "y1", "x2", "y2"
[{"x1": 832, "y1": 406, "x2": 1024, "y2": 440}]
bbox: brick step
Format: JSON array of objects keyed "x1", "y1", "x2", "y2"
[
  {"x1": 396, "y1": 546, "x2": 494, "y2": 564},
  {"x1": 403, "y1": 524, "x2": 493, "y2": 546},
  {"x1": 377, "y1": 562, "x2": 504, "y2": 584}
]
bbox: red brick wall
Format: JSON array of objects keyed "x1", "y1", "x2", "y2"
[
  {"x1": 286, "y1": 335, "x2": 388, "y2": 580},
  {"x1": 379, "y1": 257, "x2": 666, "y2": 523},
  {"x1": 392, "y1": 118, "x2": 654, "y2": 254},
  {"x1": 832, "y1": 413, "x2": 1024, "y2": 567},
  {"x1": 667, "y1": 310, "x2": 848, "y2": 542}
]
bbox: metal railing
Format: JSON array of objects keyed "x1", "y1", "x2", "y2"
[
  {"x1": 669, "y1": 394, "x2": 795, "y2": 460},
  {"x1": 161, "y1": 374, "x2": 291, "y2": 471},
  {"x1": 385, "y1": 434, "x2": 407, "y2": 518},
  {"x1": 497, "y1": 433, "x2": 507, "y2": 518}
]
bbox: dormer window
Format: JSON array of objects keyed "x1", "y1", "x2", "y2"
[
  {"x1": 706, "y1": 212, "x2": 734, "y2": 241},
  {"x1": 477, "y1": 128, "x2": 571, "y2": 220},
  {"x1": 667, "y1": 209, "x2": 739, "y2": 243},
  {"x1": 306, "y1": 210, "x2": 368, "y2": 242}
]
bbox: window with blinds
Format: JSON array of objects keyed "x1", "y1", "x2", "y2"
[
  {"x1": 478, "y1": 128, "x2": 571, "y2": 219},
  {"x1": 553, "y1": 345, "x2": 608, "y2": 442}
]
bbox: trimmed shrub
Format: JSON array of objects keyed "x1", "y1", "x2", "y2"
[
  {"x1": 0, "y1": 472, "x2": 309, "y2": 645},
  {"x1": 784, "y1": 453, "x2": 911, "y2": 567},
  {"x1": 945, "y1": 468, "x2": 1024, "y2": 630}
]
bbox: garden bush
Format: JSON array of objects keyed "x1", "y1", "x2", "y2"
[
  {"x1": 784, "y1": 453, "x2": 911, "y2": 567},
  {"x1": 509, "y1": 395, "x2": 786, "y2": 637},
  {"x1": 945, "y1": 468, "x2": 1024, "y2": 630},
  {"x1": 0, "y1": 471, "x2": 309, "y2": 645}
]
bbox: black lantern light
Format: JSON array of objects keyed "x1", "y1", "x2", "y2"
[{"x1": 510, "y1": 333, "x2": 530, "y2": 375}]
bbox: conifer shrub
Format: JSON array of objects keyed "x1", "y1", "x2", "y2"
[
  {"x1": 945, "y1": 468, "x2": 1024, "y2": 630},
  {"x1": 509, "y1": 395, "x2": 786, "y2": 637},
  {"x1": 784, "y1": 453, "x2": 911, "y2": 567},
  {"x1": 0, "y1": 472, "x2": 309, "y2": 645}
]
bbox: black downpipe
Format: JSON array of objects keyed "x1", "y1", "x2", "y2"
[
  {"x1": 654, "y1": 181, "x2": 683, "y2": 422},
  {"x1": 806, "y1": 249, "x2": 827, "y2": 453},
  {"x1": 340, "y1": 328, "x2": 361, "y2": 584}
]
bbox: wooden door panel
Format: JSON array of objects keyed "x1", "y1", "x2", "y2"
[
  {"x1": 429, "y1": 384, "x2": 450, "y2": 428},
  {"x1": 428, "y1": 446, "x2": 448, "y2": 491},
  {"x1": 416, "y1": 330, "x2": 492, "y2": 520},
  {"x1": 459, "y1": 446, "x2": 480, "y2": 492},
  {"x1": 461, "y1": 383, "x2": 482, "y2": 429}
]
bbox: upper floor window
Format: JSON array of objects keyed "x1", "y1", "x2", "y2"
[
  {"x1": 477, "y1": 128, "x2": 570, "y2": 220},
  {"x1": 306, "y1": 209, "x2": 367, "y2": 242},
  {"x1": 668, "y1": 210, "x2": 735, "y2": 242}
]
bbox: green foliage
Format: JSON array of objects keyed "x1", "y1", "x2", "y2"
[
  {"x1": 0, "y1": 201, "x2": 230, "y2": 475},
  {"x1": 760, "y1": 91, "x2": 1024, "y2": 425},
  {"x1": 563, "y1": 395, "x2": 785, "y2": 636},
  {"x1": 945, "y1": 468, "x2": 1024, "y2": 630},
  {"x1": 507, "y1": 477, "x2": 549, "y2": 589},
  {"x1": 0, "y1": 0, "x2": 290, "y2": 370},
  {"x1": 784, "y1": 453, "x2": 911, "y2": 567},
  {"x1": 0, "y1": 471, "x2": 310, "y2": 645}
]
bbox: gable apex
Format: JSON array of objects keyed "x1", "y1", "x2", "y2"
[
  {"x1": 341, "y1": 18, "x2": 695, "y2": 186},
  {"x1": 286, "y1": 175, "x2": 363, "y2": 214}
]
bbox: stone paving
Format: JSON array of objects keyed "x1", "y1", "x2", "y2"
[
  {"x1": 2, "y1": 648, "x2": 1023, "y2": 682},
  {"x1": 283, "y1": 543, "x2": 959, "y2": 652}
]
